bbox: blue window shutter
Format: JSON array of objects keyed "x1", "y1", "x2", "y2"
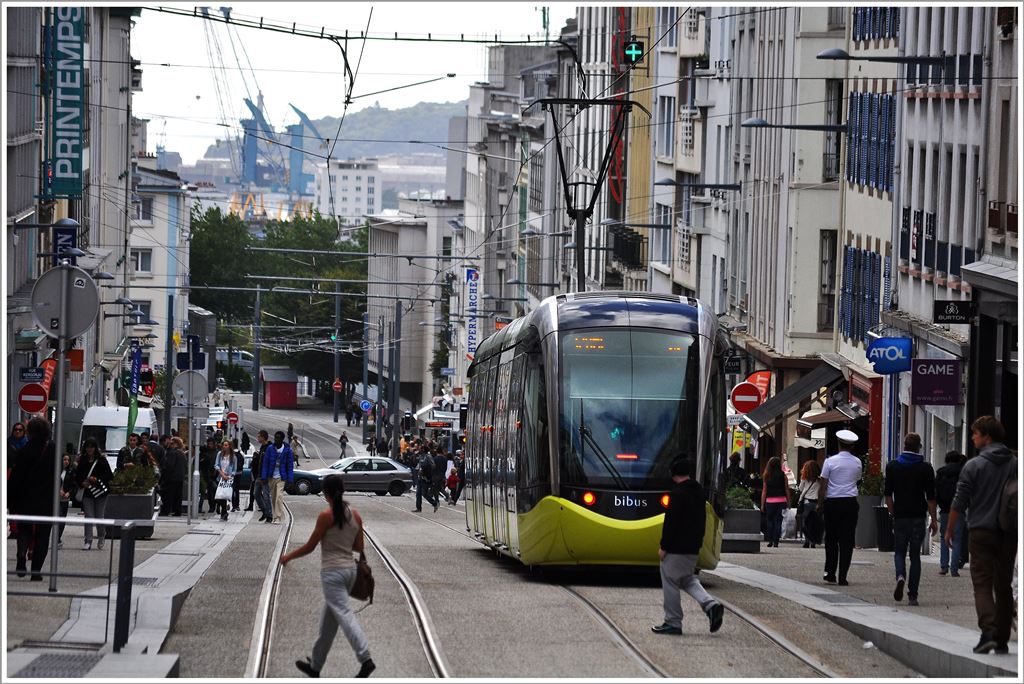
[
  {"x1": 879, "y1": 96, "x2": 889, "y2": 191},
  {"x1": 853, "y1": 8, "x2": 861, "y2": 41},
  {"x1": 842, "y1": 246, "x2": 854, "y2": 338},
  {"x1": 895, "y1": 7, "x2": 900, "y2": 38},
  {"x1": 871, "y1": 252, "x2": 881, "y2": 333},
  {"x1": 860, "y1": 94, "x2": 870, "y2": 186},
  {"x1": 868, "y1": 94, "x2": 878, "y2": 188},
  {"x1": 884, "y1": 94, "x2": 892, "y2": 189}
]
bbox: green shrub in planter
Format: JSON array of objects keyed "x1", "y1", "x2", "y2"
[
  {"x1": 109, "y1": 466, "x2": 159, "y2": 495},
  {"x1": 725, "y1": 485, "x2": 756, "y2": 510},
  {"x1": 858, "y1": 471, "x2": 885, "y2": 496}
]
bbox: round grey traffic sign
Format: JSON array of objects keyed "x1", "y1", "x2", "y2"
[
  {"x1": 172, "y1": 370, "x2": 208, "y2": 406},
  {"x1": 30, "y1": 264, "x2": 100, "y2": 339}
]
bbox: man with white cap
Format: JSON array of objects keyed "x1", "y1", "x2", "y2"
[{"x1": 816, "y1": 429, "x2": 863, "y2": 585}]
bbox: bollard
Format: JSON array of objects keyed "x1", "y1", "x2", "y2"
[{"x1": 113, "y1": 522, "x2": 136, "y2": 653}]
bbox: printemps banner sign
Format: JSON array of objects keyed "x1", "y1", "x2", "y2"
[{"x1": 44, "y1": 7, "x2": 85, "y2": 198}]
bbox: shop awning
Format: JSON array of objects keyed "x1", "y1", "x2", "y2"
[
  {"x1": 743, "y1": 362, "x2": 844, "y2": 433},
  {"x1": 796, "y1": 408, "x2": 850, "y2": 429}
]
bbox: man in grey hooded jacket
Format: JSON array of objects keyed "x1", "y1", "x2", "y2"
[{"x1": 947, "y1": 415, "x2": 1017, "y2": 655}]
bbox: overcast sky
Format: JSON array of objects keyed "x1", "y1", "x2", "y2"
[{"x1": 131, "y1": 2, "x2": 578, "y2": 165}]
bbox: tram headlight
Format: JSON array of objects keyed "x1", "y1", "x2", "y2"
[
  {"x1": 582, "y1": 491, "x2": 597, "y2": 506},
  {"x1": 660, "y1": 494, "x2": 670, "y2": 508}
]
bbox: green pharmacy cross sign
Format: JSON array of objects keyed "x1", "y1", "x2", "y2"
[{"x1": 623, "y1": 37, "x2": 645, "y2": 66}]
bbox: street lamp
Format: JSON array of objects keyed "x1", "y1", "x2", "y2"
[
  {"x1": 481, "y1": 293, "x2": 528, "y2": 302},
  {"x1": 741, "y1": 117, "x2": 847, "y2": 133},
  {"x1": 103, "y1": 307, "x2": 146, "y2": 320},
  {"x1": 599, "y1": 219, "x2": 674, "y2": 230},
  {"x1": 817, "y1": 47, "x2": 948, "y2": 68},
  {"x1": 506, "y1": 277, "x2": 559, "y2": 288},
  {"x1": 563, "y1": 242, "x2": 614, "y2": 251},
  {"x1": 653, "y1": 179, "x2": 742, "y2": 191}
]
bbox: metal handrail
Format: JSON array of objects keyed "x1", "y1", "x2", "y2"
[{"x1": 7, "y1": 513, "x2": 137, "y2": 652}]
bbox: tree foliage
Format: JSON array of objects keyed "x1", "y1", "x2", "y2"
[{"x1": 188, "y1": 206, "x2": 255, "y2": 322}]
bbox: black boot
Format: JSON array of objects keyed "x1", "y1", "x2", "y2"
[{"x1": 356, "y1": 659, "x2": 375, "y2": 678}]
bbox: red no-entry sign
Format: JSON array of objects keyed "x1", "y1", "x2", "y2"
[
  {"x1": 226, "y1": 411, "x2": 239, "y2": 425},
  {"x1": 730, "y1": 381, "x2": 763, "y2": 414},
  {"x1": 18, "y1": 383, "x2": 48, "y2": 414},
  {"x1": 333, "y1": 379, "x2": 343, "y2": 392}
]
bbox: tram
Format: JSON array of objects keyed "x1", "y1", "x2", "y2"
[{"x1": 463, "y1": 292, "x2": 730, "y2": 568}]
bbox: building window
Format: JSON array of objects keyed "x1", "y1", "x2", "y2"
[
  {"x1": 135, "y1": 197, "x2": 153, "y2": 221},
  {"x1": 355, "y1": 186, "x2": 362, "y2": 192},
  {"x1": 130, "y1": 248, "x2": 152, "y2": 274},
  {"x1": 356, "y1": 176, "x2": 362, "y2": 181},
  {"x1": 657, "y1": 96, "x2": 676, "y2": 159},
  {"x1": 824, "y1": 80, "x2": 843, "y2": 181},
  {"x1": 133, "y1": 300, "x2": 152, "y2": 317},
  {"x1": 652, "y1": 203, "x2": 672, "y2": 265},
  {"x1": 368, "y1": 176, "x2": 375, "y2": 183},
  {"x1": 529, "y1": 155, "x2": 544, "y2": 212},
  {"x1": 367, "y1": 186, "x2": 375, "y2": 194},
  {"x1": 818, "y1": 230, "x2": 838, "y2": 331},
  {"x1": 656, "y1": 7, "x2": 678, "y2": 48}
]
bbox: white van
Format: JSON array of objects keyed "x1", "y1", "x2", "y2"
[{"x1": 81, "y1": 406, "x2": 157, "y2": 471}]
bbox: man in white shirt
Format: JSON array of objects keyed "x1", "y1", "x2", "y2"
[{"x1": 816, "y1": 429, "x2": 863, "y2": 586}]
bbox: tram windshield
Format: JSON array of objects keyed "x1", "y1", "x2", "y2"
[{"x1": 558, "y1": 328, "x2": 699, "y2": 490}]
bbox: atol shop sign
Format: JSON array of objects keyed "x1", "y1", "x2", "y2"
[
  {"x1": 465, "y1": 268, "x2": 480, "y2": 360},
  {"x1": 45, "y1": 7, "x2": 85, "y2": 198},
  {"x1": 911, "y1": 359, "x2": 961, "y2": 406},
  {"x1": 866, "y1": 337, "x2": 912, "y2": 374}
]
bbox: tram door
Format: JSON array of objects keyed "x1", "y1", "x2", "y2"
[
  {"x1": 481, "y1": 361, "x2": 498, "y2": 545},
  {"x1": 505, "y1": 354, "x2": 525, "y2": 557},
  {"x1": 491, "y1": 359, "x2": 512, "y2": 549},
  {"x1": 465, "y1": 371, "x2": 482, "y2": 536}
]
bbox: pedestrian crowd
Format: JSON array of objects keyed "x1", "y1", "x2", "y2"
[{"x1": 723, "y1": 416, "x2": 1017, "y2": 657}]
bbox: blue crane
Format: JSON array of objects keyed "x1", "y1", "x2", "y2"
[
  {"x1": 287, "y1": 103, "x2": 328, "y2": 195},
  {"x1": 242, "y1": 96, "x2": 287, "y2": 188}
]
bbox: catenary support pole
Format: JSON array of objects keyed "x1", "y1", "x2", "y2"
[
  {"x1": 252, "y1": 286, "x2": 261, "y2": 411},
  {"x1": 49, "y1": 262, "x2": 70, "y2": 593},
  {"x1": 361, "y1": 312, "x2": 369, "y2": 446},
  {"x1": 391, "y1": 301, "x2": 402, "y2": 462},
  {"x1": 333, "y1": 282, "x2": 341, "y2": 423},
  {"x1": 163, "y1": 293, "x2": 174, "y2": 435}
]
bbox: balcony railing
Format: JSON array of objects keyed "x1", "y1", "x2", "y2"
[{"x1": 827, "y1": 8, "x2": 846, "y2": 30}]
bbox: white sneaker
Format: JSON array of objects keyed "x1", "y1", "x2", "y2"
[{"x1": 83, "y1": 541, "x2": 92, "y2": 550}]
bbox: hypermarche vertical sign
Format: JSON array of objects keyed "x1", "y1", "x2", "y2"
[
  {"x1": 46, "y1": 7, "x2": 85, "y2": 198},
  {"x1": 465, "y1": 268, "x2": 479, "y2": 361}
]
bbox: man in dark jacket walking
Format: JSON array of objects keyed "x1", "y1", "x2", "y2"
[
  {"x1": 413, "y1": 452, "x2": 438, "y2": 512},
  {"x1": 246, "y1": 430, "x2": 272, "y2": 521},
  {"x1": 947, "y1": 416, "x2": 1018, "y2": 655},
  {"x1": 935, "y1": 450, "x2": 966, "y2": 576},
  {"x1": 652, "y1": 457, "x2": 724, "y2": 635},
  {"x1": 160, "y1": 437, "x2": 188, "y2": 516},
  {"x1": 884, "y1": 432, "x2": 937, "y2": 606},
  {"x1": 9, "y1": 417, "x2": 57, "y2": 581},
  {"x1": 431, "y1": 450, "x2": 449, "y2": 504}
]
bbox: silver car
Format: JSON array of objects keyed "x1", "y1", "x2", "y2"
[{"x1": 312, "y1": 456, "x2": 412, "y2": 497}]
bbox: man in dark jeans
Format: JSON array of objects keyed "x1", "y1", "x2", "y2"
[
  {"x1": 947, "y1": 415, "x2": 1018, "y2": 655},
  {"x1": 413, "y1": 452, "x2": 437, "y2": 512},
  {"x1": 885, "y1": 432, "x2": 937, "y2": 607}
]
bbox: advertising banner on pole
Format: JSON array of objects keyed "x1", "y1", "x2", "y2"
[
  {"x1": 127, "y1": 340, "x2": 142, "y2": 435},
  {"x1": 44, "y1": 7, "x2": 85, "y2": 198},
  {"x1": 465, "y1": 267, "x2": 480, "y2": 360}
]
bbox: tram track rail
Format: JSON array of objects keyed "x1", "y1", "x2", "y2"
[
  {"x1": 716, "y1": 597, "x2": 838, "y2": 678},
  {"x1": 362, "y1": 526, "x2": 452, "y2": 678},
  {"x1": 559, "y1": 585, "x2": 669, "y2": 677},
  {"x1": 246, "y1": 500, "x2": 294, "y2": 678}
]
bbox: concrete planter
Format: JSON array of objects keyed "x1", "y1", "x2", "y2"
[
  {"x1": 722, "y1": 508, "x2": 762, "y2": 553},
  {"x1": 104, "y1": 490, "x2": 158, "y2": 539},
  {"x1": 855, "y1": 494, "x2": 883, "y2": 548}
]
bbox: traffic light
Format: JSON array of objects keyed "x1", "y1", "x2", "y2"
[
  {"x1": 330, "y1": 332, "x2": 337, "y2": 342},
  {"x1": 216, "y1": 420, "x2": 224, "y2": 430}
]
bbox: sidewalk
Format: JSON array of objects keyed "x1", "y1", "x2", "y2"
[
  {"x1": 709, "y1": 541, "x2": 1018, "y2": 678},
  {"x1": 6, "y1": 508, "x2": 263, "y2": 678}
]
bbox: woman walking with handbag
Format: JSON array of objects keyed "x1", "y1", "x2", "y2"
[
  {"x1": 75, "y1": 437, "x2": 112, "y2": 550},
  {"x1": 761, "y1": 457, "x2": 790, "y2": 548},
  {"x1": 214, "y1": 440, "x2": 236, "y2": 521},
  {"x1": 281, "y1": 475, "x2": 375, "y2": 679},
  {"x1": 798, "y1": 460, "x2": 823, "y2": 548}
]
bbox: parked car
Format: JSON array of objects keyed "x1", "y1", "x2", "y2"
[
  {"x1": 312, "y1": 456, "x2": 412, "y2": 497},
  {"x1": 285, "y1": 467, "x2": 325, "y2": 496}
]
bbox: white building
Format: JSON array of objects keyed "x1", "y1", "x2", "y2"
[
  {"x1": 314, "y1": 159, "x2": 381, "y2": 229},
  {"x1": 127, "y1": 161, "x2": 192, "y2": 374},
  {"x1": 365, "y1": 198, "x2": 463, "y2": 412}
]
